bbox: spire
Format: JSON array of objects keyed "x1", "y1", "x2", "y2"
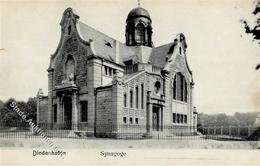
[{"x1": 138, "y1": 0, "x2": 140, "y2": 7}]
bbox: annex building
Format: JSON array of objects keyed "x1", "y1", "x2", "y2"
[{"x1": 37, "y1": 7, "x2": 198, "y2": 138}]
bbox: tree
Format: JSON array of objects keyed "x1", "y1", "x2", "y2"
[
  {"x1": 0, "y1": 100, "x2": 4, "y2": 109},
  {"x1": 243, "y1": 0, "x2": 260, "y2": 42},
  {"x1": 0, "y1": 97, "x2": 37, "y2": 126},
  {"x1": 197, "y1": 112, "x2": 259, "y2": 127},
  {"x1": 242, "y1": 0, "x2": 260, "y2": 69},
  {"x1": 0, "y1": 98, "x2": 21, "y2": 125},
  {"x1": 26, "y1": 97, "x2": 37, "y2": 122}
]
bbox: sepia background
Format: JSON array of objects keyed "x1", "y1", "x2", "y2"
[{"x1": 0, "y1": 0, "x2": 259, "y2": 114}]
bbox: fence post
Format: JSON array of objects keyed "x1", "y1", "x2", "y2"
[
  {"x1": 238, "y1": 125, "x2": 240, "y2": 136},
  {"x1": 229, "y1": 126, "x2": 232, "y2": 136},
  {"x1": 220, "y1": 126, "x2": 223, "y2": 135},
  {"x1": 213, "y1": 126, "x2": 216, "y2": 135},
  {"x1": 207, "y1": 127, "x2": 210, "y2": 135}
]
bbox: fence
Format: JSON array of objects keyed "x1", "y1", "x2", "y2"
[
  {"x1": 198, "y1": 125, "x2": 260, "y2": 140},
  {"x1": 0, "y1": 123, "x2": 259, "y2": 140}
]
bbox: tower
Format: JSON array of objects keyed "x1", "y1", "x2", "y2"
[{"x1": 125, "y1": 7, "x2": 153, "y2": 47}]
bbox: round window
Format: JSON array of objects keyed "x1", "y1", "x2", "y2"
[{"x1": 154, "y1": 81, "x2": 161, "y2": 94}]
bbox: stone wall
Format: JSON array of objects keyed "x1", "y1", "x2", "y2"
[
  {"x1": 96, "y1": 87, "x2": 113, "y2": 137},
  {"x1": 37, "y1": 97, "x2": 49, "y2": 123},
  {"x1": 53, "y1": 34, "x2": 89, "y2": 87}
]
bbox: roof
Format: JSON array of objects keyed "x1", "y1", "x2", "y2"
[
  {"x1": 149, "y1": 42, "x2": 176, "y2": 68},
  {"x1": 77, "y1": 21, "x2": 125, "y2": 65},
  {"x1": 122, "y1": 70, "x2": 145, "y2": 82},
  {"x1": 76, "y1": 21, "x2": 139, "y2": 66},
  {"x1": 126, "y1": 7, "x2": 151, "y2": 22}
]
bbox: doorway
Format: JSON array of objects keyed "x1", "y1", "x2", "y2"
[
  {"x1": 63, "y1": 97, "x2": 72, "y2": 130},
  {"x1": 152, "y1": 106, "x2": 159, "y2": 131}
]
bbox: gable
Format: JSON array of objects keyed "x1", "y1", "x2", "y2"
[{"x1": 49, "y1": 8, "x2": 90, "y2": 87}]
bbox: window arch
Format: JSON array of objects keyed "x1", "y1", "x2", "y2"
[
  {"x1": 173, "y1": 72, "x2": 188, "y2": 102},
  {"x1": 130, "y1": 90, "x2": 133, "y2": 108},
  {"x1": 136, "y1": 86, "x2": 139, "y2": 108},
  {"x1": 135, "y1": 23, "x2": 145, "y2": 44},
  {"x1": 141, "y1": 84, "x2": 144, "y2": 109},
  {"x1": 68, "y1": 25, "x2": 72, "y2": 35},
  {"x1": 124, "y1": 93, "x2": 127, "y2": 107},
  {"x1": 65, "y1": 55, "x2": 75, "y2": 81}
]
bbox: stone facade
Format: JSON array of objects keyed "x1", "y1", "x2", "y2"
[{"x1": 37, "y1": 7, "x2": 197, "y2": 138}]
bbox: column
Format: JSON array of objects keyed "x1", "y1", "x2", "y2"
[
  {"x1": 111, "y1": 71, "x2": 123, "y2": 137},
  {"x1": 146, "y1": 91, "x2": 152, "y2": 134},
  {"x1": 56, "y1": 97, "x2": 61, "y2": 129},
  {"x1": 159, "y1": 108, "x2": 162, "y2": 131},
  {"x1": 47, "y1": 70, "x2": 54, "y2": 129},
  {"x1": 149, "y1": 103, "x2": 153, "y2": 132},
  {"x1": 72, "y1": 92, "x2": 78, "y2": 130}
]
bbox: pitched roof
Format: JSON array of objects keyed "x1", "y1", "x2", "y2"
[
  {"x1": 149, "y1": 42, "x2": 176, "y2": 68},
  {"x1": 122, "y1": 70, "x2": 145, "y2": 82},
  {"x1": 77, "y1": 21, "x2": 126, "y2": 65}
]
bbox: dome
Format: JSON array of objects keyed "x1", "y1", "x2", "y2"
[{"x1": 126, "y1": 7, "x2": 151, "y2": 22}]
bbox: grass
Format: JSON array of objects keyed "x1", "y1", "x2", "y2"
[{"x1": 0, "y1": 137, "x2": 259, "y2": 149}]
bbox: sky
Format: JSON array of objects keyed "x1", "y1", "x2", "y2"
[{"x1": 0, "y1": 0, "x2": 259, "y2": 115}]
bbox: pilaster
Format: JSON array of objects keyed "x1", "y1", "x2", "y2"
[
  {"x1": 72, "y1": 92, "x2": 78, "y2": 130},
  {"x1": 111, "y1": 71, "x2": 124, "y2": 137}
]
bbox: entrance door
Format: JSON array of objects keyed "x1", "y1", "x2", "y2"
[
  {"x1": 63, "y1": 97, "x2": 72, "y2": 130},
  {"x1": 152, "y1": 107, "x2": 159, "y2": 131}
]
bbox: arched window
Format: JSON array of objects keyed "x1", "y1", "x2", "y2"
[
  {"x1": 136, "y1": 86, "x2": 139, "y2": 108},
  {"x1": 135, "y1": 23, "x2": 145, "y2": 44},
  {"x1": 130, "y1": 90, "x2": 133, "y2": 108},
  {"x1": 124, "y1": 93, "x2": 127, "y2": 107},
  {"x1": 173, "y1": 72, "x2": 187, "y2": 102},
  {"x1": 147, "y1": 27, "x2": 152, "y2": 46},
  {"x1": 68, "y1": 25, "x2": 71, "y2": 35},
  {"x1": 65, "y1": 55, "x2": 75, "y2": 81},
  {"x1": 184, "y1": 80, "x2": 187, "y2": 102},
  {"x1": 141, "y1": 84, "x2": 144, "y2": 109}
]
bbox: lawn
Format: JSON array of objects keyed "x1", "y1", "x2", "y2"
[{"x1": 0, "y1": 137, "x2": 259, "y2": 149}]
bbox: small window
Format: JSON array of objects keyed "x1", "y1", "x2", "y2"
[
  {"x1": 109, "y1": 68, "x2": 112, "y2": 76},
  {"x1": 135, "y1": 118, "x2": 138, "y2": 124},
  {"x1": 154, "y1": 81, "x2": 161, "y2": 94},
  {"x1": 181, "y1": 114, "x2": 184, "y2": 123},
  {"x1": 81, "y1": 101, "x2": 88, "y2": 122},
  {"x1": 105, "y1": 42, "x2": 112, "y2": 47},
  {"x1": 173, "y1": 77, "x2": 176, "y2": 99},
  {"x1": 177, "y1": 114, "x2": 180, "y2": 123},
  {"x1": 130, "y1": 90, "x2": 133, "y2": 108},
  {"x1": 53, "y1": 104, "x2": 57, "y2": 123},
  {"x1": 105, "y1": 66, "x2": 108, "y2": 75},
  {"x1": 173, "y1": 113, "x2": 176, "y2": 123},
  {"x1": 136, "y1": 86, "x2": 139, "y2": 108},
  {"x1": 124, "y1": 93, "x2": 127, "y2": 107},
  {"x1": 123, "y1": 117, "x2": 127, "y2": 124},
  {"x1": 68, "y1": 25, "x2": 71, "y2": 35},
  {"x1": 184, "y1": 115, "x2": 187, "y2": 124},
  {"x1": 141, "y1": 84, "x2": 144, "y2": 109},
  {"x1": 129, "y1": 117, "x2": 133, "y2": 124}
]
